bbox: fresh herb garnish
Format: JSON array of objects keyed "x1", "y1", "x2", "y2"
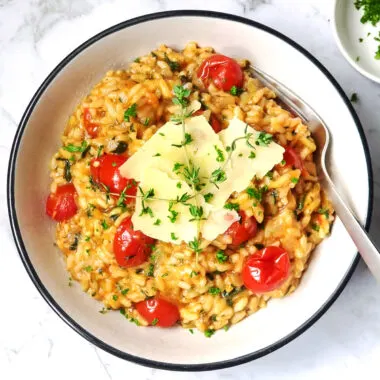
[
  {"x1": 208, "y1": 287, "x2": 221, "y2": 295},
  {"x1": 216, "y1": 250, "x2": 228, "y2": 263},
  {"x1": 170, "y1": 232, "x2": 178, "y2": 241},
  {"x1": 318, "y1": 208, "x2": 329, "y2": 219},
  {"x1": 164, "y1": 53, "x2": 180, "y2": 72},
  {"x1": 101, "y1": 220, "x2": 109, "y2": 230},
  {"x1": 255, "y1": 132, "x2": 273, "y2": 146},
  {"x1": 224, "y1": 202, "x2": 239, "y2": 211},
  {"x1": 147, "y1": 264, "x2": 154, "y2": 277},
  {"x1": 63, "y1": 141, "x2": 88, "y2": 153},
  {"x1": 312, "y1": 223, "x2": 320, "y2": 232},
  {"x1": 153, "y1": 219, "x2": 161, "y2": 226},
  {"x1": 172, "y1": 133, "x2": 193, "y2": 148},
  {"x1": 350, "y1": 93, "x2": 358, "y2": 103},
  {"x1": 124, "y1": 103, "x2": 137, "y2": 121},
  {"x1": 204, "y1": 329, "x2": 215, "y2": 338},
  {"x1": 69, "y1": 234, "x2": 80, "y2": 251},
  {"x1": 214, "y1": 145, "x2": 225, "y2": 162},
  {"x1": 203, "y1": 193, "x2": 214, "y2": 203},
  {"x1": 230, "y1": 85, "x2": 244, "y2": 96},
  {"x1": 151, "y1": 318, "x2": 159, "y2": 326}
]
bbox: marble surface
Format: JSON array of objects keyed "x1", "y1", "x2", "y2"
[{"x1": 1, "y1": 0, "x2": 380, "y2": 378}]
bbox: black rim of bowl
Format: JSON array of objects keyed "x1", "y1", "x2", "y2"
[{"x1": 7, "y1": 10, "x2": 374, "y2": 372}]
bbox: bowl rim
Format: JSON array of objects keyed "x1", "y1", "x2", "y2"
[
  {"x1": 332, "y1": 0, "x2": 380, "y2": 84},
  {"x1": 7, "y1": 10, "x2": 373, "y2": 372}
]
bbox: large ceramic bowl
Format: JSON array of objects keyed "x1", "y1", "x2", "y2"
[{"x1": 7, "y1": 11, "x2": 373, "y2": 371}]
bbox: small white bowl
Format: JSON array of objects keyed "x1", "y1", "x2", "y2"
[
  {"x1": 333, "y1": 0, "x2": 380, "y2": 83},
  {"x1": 7, "y1": 10, "x2": 373, "y2": 371}
]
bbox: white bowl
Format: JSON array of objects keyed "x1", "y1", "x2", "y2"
[
  {"x1": 333, "y1": 0, "x2": 380, "y2": 83},
  {"x1": 7, "y1": 11, "x2": 373, "y2": 371}
]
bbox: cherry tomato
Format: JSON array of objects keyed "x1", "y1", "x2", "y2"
[
  {"x1": 90, "y1": 154, "x2": 137, "y2": 197},
  {"x1": 226, "y1": 210, "x2": 258, "y2": 246},
  {"x1": 136, "y1": 297, "x2": 180, "y2": 327},
  {"x1": 242, "y1": 246, "x2": 290, "y2": 293},
  {"x1": 113, "y1": 217, "x2": 155, "y2": 268},
  {"x1": 210, "y1": 114, "x2": 222, "y2": 133},
  {"x1": 83, "y1": 108, "x2": 99, "y2": 138},
  {"x1": 197, "y1": 54, "x2": 243, "y2": 91},
  {"x1": 46, "y1": 183, "x2": 78, "y2": 222}
]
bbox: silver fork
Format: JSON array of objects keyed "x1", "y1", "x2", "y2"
[{"x1": 250, "y1": 65, "x2": 380, "y2": 282}]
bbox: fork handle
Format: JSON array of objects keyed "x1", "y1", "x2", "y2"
[{"x1": 324, "y1": 177, "x2": 380, "y2": 281}]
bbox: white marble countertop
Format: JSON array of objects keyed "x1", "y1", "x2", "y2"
[{"x1": 1, "y1": 0, "x2": 380, "y2": 379}]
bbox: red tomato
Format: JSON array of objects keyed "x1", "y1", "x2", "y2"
[
  {"x1": 210, "y1": 114, "x2": 222, "y2": 133},
  {"x1": 282, "y1": 146, "x2": 308, "y2": 177},
  {"x1": 226, "y1": 210, "x2": 258, "y2": 246},
  {"x1": 242, "y1": 246, "x2": 290, "y2": 293},
  {"x1": 197, "y1": 54, "x2": 243, "y2": 91},
  {"x1": 83, "y1": 108, "x2": 99, "y2": 138},
  {"x1": 46, "y1": 183, "x2": 78, "y2": 222},
  {"x1": 136, "y1": 297, "x2": 180, "y2": 327},
  {"x1": 113, "y1": 217, "x2": 154, "y2": 268},
  {"x1": 90, "y1": 154, "x2": 137, "y2": 197}
]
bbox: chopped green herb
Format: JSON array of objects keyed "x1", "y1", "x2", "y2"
[
  {"x1": 203, "y1": 193, "x2": 214, "y2": 203},
  {"x1": 112, "y1": 295, "x2": 118, "y2": 301},
  {"x1": 140, "y1": 206, "x2": 154, "y2": 218},
  {"x1": 266, "y1": 171, "x2": 274, "y2": 179},
  {"x1": 173, "y1": 162, "x2": 184, "y2": 173},
  {"x1": 214, "y1": 145, "x2": 225, "y2": 162},
  {"x1": 176, "y1": 182, "x2": 182, "y2": 189},
  {"x1": 85, "y1": 236, "x2": 91, "y2": 242},
  {"x1": 159, "y1": 132, "x2": 165, "y2": 137},
  {"x1": 224, "y1": 202, "x2": 239, "y2": 211},
  {"x1": 189, "y1": 329, "x2": 194, "y2": 334},
  {"x1": 99, "y1": 307, "x2": 109, "y2": 314},
  {"x1": 171, "y1": 232, "x2": 178, "y2": 241},
  {"x1": 216, "y1": 250, "x2": 228, "y2": 263},
  {"x1": 281, "y1": 159, "x2": 286, "y2": 165},
  {"x1": 121, "y1": 288, "x2": 129, "y2": 295},
  {"x1": 246, "y1": 186, "x2": 267, "y2": 202},
  {"x1": 318, "y1": 208, "x2": 329, "y2": 219},
  {"x1": 354, "y1": 0, "x2": 380, "y2": 26},
  {"x1": 224, "y1": 325, "x2": 230, "y2": 332},
  {"x1": 111, "y1": 162, "x2": 117, "y2": 167},
  {"x1": 57, "y1": 158, "x2": 72, "y2": 182},
  {"x1": 96, "y1": 145, "x2": 104, "y2": 157},
  {"x1": 168, "y1": 202, "x2": 179, "y2": 223},
  {"x1": 69, "y1": 234, "x2": 80, "y2": 251},
  {"x1": 84, "y1": 265, "x2": 92, "y2": 272},
  {"x1": 153, "y1": 153, "x2": 161, "y2": 157},
  {"x1": 164, "y1": 53, "x2": 180, "y2": 71},
  {"x1": 151, "y1": 318, "x2": 159, "y2": 326},
  {"x1": 204, "y1": 329, "x2": 215, "y2": 338},
  {"x1": 230, "y1": 85, "x2": 244, "y2": 96},
  {"x1": 144, "y1": 117, "x2": 150, "y2": 126},
  {"x1": 188, "y1": 205, "x2": 204, "y2": 222},
  {"x1": 248, "y1": 151, "x2": 256, "y2": 159},
  {"x1": 162, "y1": 273, "x2": 169, "y2": 278},
  {"x1": 147, "y1": 264, "x2": 154, "y2": 277},
  {"x1": 172, "y1": 133, "x2": 193, "y2": 148},
  {"x1": 101, "y1": 220, "x2": 109, "y2": 230},
  {"x1": 291, "y1": 177, "x2": 299, "y2": 184},
  {"x1": 312, "y1": 223, "x2": 320, "y2": 232},
  {"x1": 350, "y1": 93, "x2": 358, "y2": 103},
  {"x1": 210, "y1": 168, "x2": 227, "y2": 188},
  {"x1": 359, "y1": 37, "x2": 364, "y2": 42},
  {"x1": 188, "y1": 237, "x2": 202, "y2": 255},
  {"x1": 134, "y1": 57, "x2": 140, "y2": 63},
  {"x1": 153, "y1": 219, "x2": 161, "y2": 226},
  {"x1": 375, "y1": 45, "x2": 380, "y2": 60},
  {"x1": 190, "y1": 270, "x2": 199, "y2": 278},
  {"x1": 124, "y1": 103, "x2": 137, "y2": 121},
  {"x1": 63, "y1": 141, "x2": 89, "y2": 153},
  {"x1": 172, "y1": 85, "x2": 191, "y2": 108},
  {"x1": 112, "y1": 141, "x2": 128, "y2": 154},
  {"x1": 255, "y1": 132, "x2": 273, "y2": 146},
  {"x1": 208, "y1": 287, "x2": 221, "y2": 295}
]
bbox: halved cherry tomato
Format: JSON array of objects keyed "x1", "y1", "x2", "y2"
[
  {"x1": 83, "y1": 108, "x2": 99, "y2": 138},
  {"x1": 225, "y1": 210, "x2": 258, "y2": 246},
  {"x1": 136, "y1": 297, "x2": 180, "y2": 327},
  {"x1": 210, "y1": 114, "x2": 222, "y2": 133},
  {"x1": 90, "y1": 154, "x2": 137, "y2": 197},
  {"x1": 283, "y1": 146, "x2": 303, "y2": 170},
  {"x1": 46, "y1": 183, "x2": 78, "y2": 222},
  {"x1": 113, "y1": 217, "x2": 155, "y2": 268},
  {"x1": 242, "y1": 246, "x2": 290, "y2": 293},
  {"x1": 197, "y1": 54, "x2": 243, "y2": 91}
]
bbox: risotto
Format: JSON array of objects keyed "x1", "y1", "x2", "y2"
[{"x1": 46, "y1": 42, "x2": 334, "y2": 336}]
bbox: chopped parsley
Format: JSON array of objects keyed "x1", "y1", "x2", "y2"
[
  {"x1": 210, "y1": 168, "x2": 227, "y2": 188},
  {"x1": 189, "y1": 237, "x2": 202, "y2": 255},
  {"x1": 355, "y1": 0, "x2": 380, "y2": 26},
  {"x1": 255, "y1": 132, "x2": 273, "y2": 146},
  {"x1": 121, "y1": 288, "x2": 129, "y2": 295},
  {"x1": 144, "y1": 118, "x2": 150, "y2": 126},
  {"x1": 246, "y1": 186, "x2": 267, "y2": 202},
  {"x1": 152, "y1": 153, "x2": 161, "y2": 157},
  {"x1": 190, "y1": 270, "x2": 199, "y2": 277},
  {"x1": 153, "y1": 219, "x2": 161, "y2": 226},
  {"x1": 224, "y1": 202, "x2": 239, "y2": 211},
  {"x1": 318, "y1": 208, "x2": 329, "y2": 219},
  {"x1": 248, "y1": 151, "x2": 256, "y2": 159},
  {"x1": 203, "y1": 192, "x2": 214, "y2": 203},
  {"x1": 214, "y1": 145, "x2": 225, "y2": 162},
  {"x1": 101, "y1": 220, "x2": 109, "y2": 230},
  {"x1": 189, "y1": 329, "x2": 194, "y2": 334},
  {"x1": 172, "y1": 133, "x2": 193, "y2": 148},
  {"x1": 291, "y1": 177, "x2": 299, "y2": 184},
  {"x1": 69, "y1": 234, "x2": 80, "y2": 251},
  {"x1": 112, "y1": 295, "x2": 118, "y2": 301},
  {"x1": 176, "y1": 182, "x2": 182, "y2": 188},
  {"x1": 208, "y1": 287, "x2": 221, "y2": 295},
  {"x1": 63, "y1": 141, "x2": 88, "y2": 153},
  {"x1": 124, "y1": 103, "x2": 137, "y2": 121},
  {"x1": 84, "y1": 265, "x2": 93, "y2": 272},
  {"x1": 151, "y1": 318, "x2": 159, "y2": 326},
  {"x1": 147, "y1": 264, "x2": 155, "y2": 277},
  {"x1": 204, "y1": 329, "x2": 215, "y2": 338},
  {"x1": 164, "y1": 53, "x2": 180, "y2": 71},
  {"x1": 216, "y1": 250, "x2": 228, "y2": 263},
  {"x1": 171, "y1": 232, "x2": 178, "y2": 241},
  {"x1": 230, "y1": 85, "x2": 244, "y2": 96},
  {"x1": 173, "y1": 162, "x2": 184, "y2": 173},
  {"x1": 134, "y1": 57, "x2": 140, "y2": 62},
  {"x1": 188, "y1": 205, "x2": 204, "y2": 222},
  {"x1": 312, "y1": 223, "x2": 320, "y2": 232},
  {"x1": 350, "y1": 93, "x2": 358, "y2": 103}
]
